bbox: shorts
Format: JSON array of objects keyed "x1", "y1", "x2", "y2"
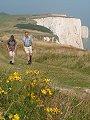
[
  {"x1": 24, "y1": 46, "x2": 32, "y2": 54},
  {"x1": 9, "y1": 51, "x2": 15, "y2": 57}
]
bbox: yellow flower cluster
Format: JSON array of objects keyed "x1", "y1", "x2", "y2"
[
  {"x1": 0, "y1": 87, "x2": 7, "y2": 94},
  {"x1": 7, "y1": 72, "x2": 21, "y2": 82},
  {"x1": 9, "y1": 114, "x2": 20, "y2": 120},
  {"x1": 29, "y1": 93, "x2": 43, "y2": 106},
  {"x1": 30, "y1": 80, "x2": 37, "y2": 87},
  {"x1": 26, "y1": 69, "x2": 39, "y2": 75},
  {"x1": 30, "y1": 93, "x2": 36, "y2": 99},
  {"x1": 34, "y1": 70, "x2": 39, "y2": 75},
  {"x1": 41, "y1": 88, "x2": 53, "y2": 95},
  {"x1": 26, "y1": 70, "x2": 33, "y2": 74},
  {"x1": 45, "y1": 107, "x2": 61, "y2": 114},
  {"x1": 43, "y1": 79, "x2": 51, "y2": 83},
  {"x1": 36, "y1": 97, "x2": 44, "y2": 107}
]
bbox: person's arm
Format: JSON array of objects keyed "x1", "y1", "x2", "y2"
[
  {"x1": 31, "y1": 35, "x2": 34, "y2": 50},
  {"x1": 21, "y1": 37, "x2": 26, "y2": 51},
  {"x1": 14, "y1": 43, "x2": 17, "y2": 52},
  {"x1": 7, "y1": 40, "x2": 10, "y2": 51},
  {"x1": 30, "y1": 35, "x2": 33, "y2": 45},
  {"x1": 7, "y1": 45, "x2": 10, "y2": 51},
  {"x1": 22, "y1": 36, "x2": 25, "y2": 43},
  {"x1": 22, "y1": 37, "x2": 25, "y2": 46}
]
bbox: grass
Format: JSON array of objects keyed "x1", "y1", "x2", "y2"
[
  {"x1": 32, "y1": 42, "x2": 90, "y2": 88},
  {"x1": 0, "y1": 41, "x2": 90, "y2": 88},
  {"x1": 0, "y1": 37, "x2": 90, "y2": 119},
  {"x1": 0, "y1": 67, "x2": 90, "y2": 120},
  {"x1": 0, "y1": 15, "x2": 15, "y2": 29}
]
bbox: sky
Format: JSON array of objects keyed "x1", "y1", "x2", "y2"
[{"x1": 0, "y1": 0, "x2": 90, "y2": 27}]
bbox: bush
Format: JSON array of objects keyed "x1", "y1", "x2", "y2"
[{"x1": 14, "y1": 23, "x2": 53, "y2": 34}]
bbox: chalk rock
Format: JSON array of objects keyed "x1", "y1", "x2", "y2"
[{"x1": 35, "y1": 16, "x2": 88, "y2": 49}]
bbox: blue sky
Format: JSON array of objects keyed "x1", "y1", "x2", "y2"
[{"x1": 0, "y1": 0, "x2": 90, "y2": 27}]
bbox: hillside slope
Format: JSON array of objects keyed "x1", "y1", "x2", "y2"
[
  {"x1": 0, "y1": 40, "x2": 90, "y2": 88},
  {"x1": 0, "y1": 14, "x2": 90, "y2": 120},
  {"x1": 0, "y1": 40, "x2": 90, "y2": 120}
]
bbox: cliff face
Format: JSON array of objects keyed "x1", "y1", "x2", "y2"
[{"x1": 35, "y1": 17, "x2": 88, "y2": 49}]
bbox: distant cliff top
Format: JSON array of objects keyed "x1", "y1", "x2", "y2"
[{"x1": 32, "y1": 13, "x2": 74, "y2": 19}]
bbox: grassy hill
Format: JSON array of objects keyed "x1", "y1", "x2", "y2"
[
  {"x1": 0, "y1": 40, "x2": 90, "y2": 120},
  {"x1": 0, "y1": 40, "x2": 90, "y2": 88},
  {"x1": 0, "y1": 14, "x2": 90, "y2": 120}
]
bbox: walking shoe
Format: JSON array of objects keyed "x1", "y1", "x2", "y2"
[
  {"x1": 10, "y1": 61, "x2": 14, "y2": 64},
  {"x1": 27, "y1": 60, "x2": 31, "y2": 65}
]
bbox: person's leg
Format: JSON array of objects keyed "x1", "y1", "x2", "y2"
[
  {"x1": 9, "y1": 51, "x2": 13, "y2": 63},
  {"x1": 9, "y1": 51, "x2": 15, "y2": 64},
  {"x1": 12, "y1": 51, "x2": 15, "y2": 64},
  {"x1": 28, "y1": 53, "x2": 32, "y2": 64},
  {"x1": 27, "y1": 53, "x2": 30, "y2": 62},
  {"x1": 24, "y1": 47, "x2": 30, "y2": 64},
  {"x1": 24, "y1": 46, "x2": 32, "y2": 64},
  {"x1": 28, "y1": 46, "x2": 32, "y2": 64},
  {"x1": 9, "y1": 51, "x2": 13, "y2": 64}
]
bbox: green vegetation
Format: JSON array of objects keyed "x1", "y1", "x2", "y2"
[
  {"x1": 15, "y1": 23, "x2": 53, "y2": 34},
  {"x1": 0, "y1": 41, "x2": 90, "y2": 120},
  {"x1": 0, "y1": 68, "x2": 89, "y2": 120},
  {"x1": 0, "y1": 14, "x2": 17, "y2": 32}
]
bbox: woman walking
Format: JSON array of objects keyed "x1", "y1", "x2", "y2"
[{"x1": 7, "y1": 35, "x2": 17, "y2": 64}]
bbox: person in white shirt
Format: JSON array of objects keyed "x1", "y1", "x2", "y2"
[{"x1": 22, "y1": 31, "x2": 33, "y2": 65}]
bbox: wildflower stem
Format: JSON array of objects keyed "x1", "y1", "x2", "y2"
[{"x1": 4, "y1": 101, "x2": 14, "y2": 116}]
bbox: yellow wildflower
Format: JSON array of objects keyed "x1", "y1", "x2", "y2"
[
  {"x1": 53, "y1": 107, "x2": 60, "y2": 114},
  {"x1": 26, "y1": 70, "x2": 33, "y2": 74},
  {"x1": 0, "y1": 87, "x2": 6, "y2": 94},
  {"x1": 46, "y1": 107, "x2": 51, "y2": 112},
  {"x1": 43, "y1": 79, "x2": 50, "y2": 83},
  {"x1": 41, "y1": 88, "x2": 53, "y2": 96},
  {"x1": 41, "y1": 89, "x2": 47, "y2": 95},
  {"x1": 31, "y1": 93, "x2": 36, "y2": 99},
  {"x1": 36, "y1": 97, "x2": 44, "y2": 106},
  {"x1": 34, "y1": 70, "x2": 39, "y2": 75},
  {"x1": 8, "y1": 72, "x2": 21, "y2": 82},
  {"x1": 31, "y1": 80, "x2": 37, "y2": 87},
  {"x1": 45, "y1": 107, "x2": 61, "y2": 114},
  {"x1": 9, "y1": 114, "x2": 20, "y2": 120},
  {"x1": 45, "y1": 107, "x2": 53, "y2": 113},
  {"x1": 6, "y1": 80, "x2": 9, "y2": 83},
  {"x1": 13, "y1": 114, "x2": 20, "y2": 120},
  {"x1": 26, "y1": 69, "x2": 40, "y2": 76},
  {"x1": 13, "y1": 72, "x2": 21, "y2": 81},
  {"x1": 46, "y1": 88, "x2": 53, "y2": 95}
]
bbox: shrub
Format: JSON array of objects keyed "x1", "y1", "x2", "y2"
[{"x1": 14, "y1": 23, "x2": 53, "y2": 34}]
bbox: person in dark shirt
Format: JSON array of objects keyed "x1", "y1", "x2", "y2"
[{"x1": 7, "y1": 35, "x2": 17, "y2": 64}]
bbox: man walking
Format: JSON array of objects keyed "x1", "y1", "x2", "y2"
[
  {"x1": 22, "y1": 31, "x2": 33, "y2": 65},
  {"x1": 7, "y1": 35, "x2": 17, "y2": 64}
]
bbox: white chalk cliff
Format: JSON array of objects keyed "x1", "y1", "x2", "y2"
[{"x1": 35, "y1": 16, "x2": 88, "y2": 49}]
